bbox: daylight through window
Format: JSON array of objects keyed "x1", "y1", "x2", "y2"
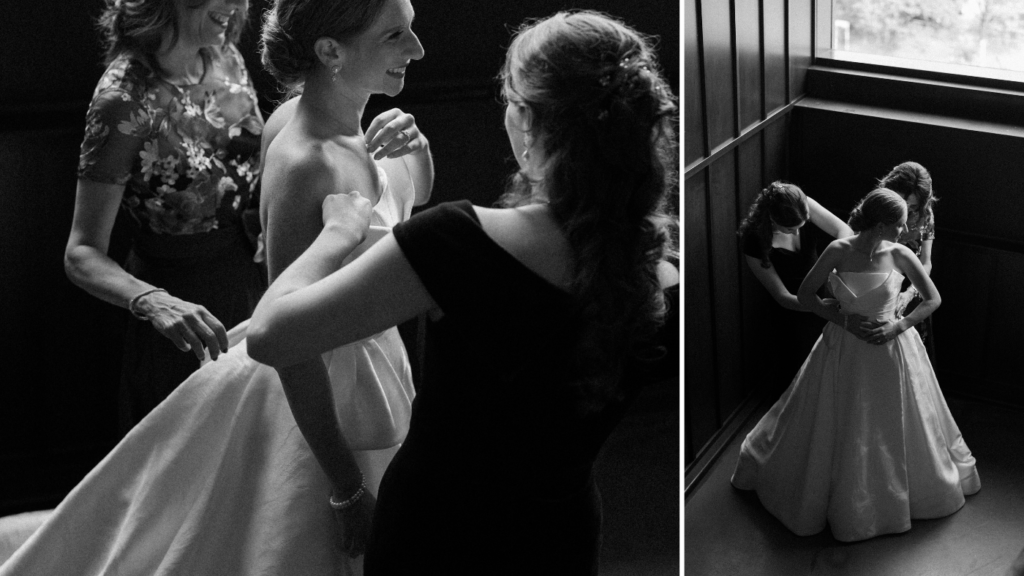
[{"x1": 832, "y1": 0, "x2": 1024, "y2": 73}]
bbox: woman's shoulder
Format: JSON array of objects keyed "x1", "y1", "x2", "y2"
[
  {"x1": 740, "y1": 227, "x2": 764, "y2": 257},
  {"x1": 887, "y1": 240, "x2": 917, "y2": 259},
  {"x1": 471, "y1": 205, "x2": 573, "y2": 290},
  {"x1": 92, "y1": 54, "x2": 150, "y2": 102}
]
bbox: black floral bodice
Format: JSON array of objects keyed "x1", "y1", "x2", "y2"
[
  {"x1": 78, "y1": 44, "x2": 264, "y2": 236},
  {"x1": 899, "y1": 210, "x2": 936, "y2": 257}
]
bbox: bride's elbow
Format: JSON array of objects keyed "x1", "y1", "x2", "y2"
[{"x1": 247, "y1": 318, "x2": 284, "y2": 367}]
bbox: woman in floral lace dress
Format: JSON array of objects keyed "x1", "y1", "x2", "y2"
[
  {"x1": 65, "y1": 0, "x2": 266, "y2": 432},
  {"x1": 879, "y1": 161, "x2": 938, "y2": 360}
]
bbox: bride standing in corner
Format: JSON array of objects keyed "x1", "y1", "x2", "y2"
[
  {"x1": 732, "y1": 188, "x2": 979, "y2": 542},
  {"x1": 0, "y1": 0, "x2": 430, "y2": 573}
]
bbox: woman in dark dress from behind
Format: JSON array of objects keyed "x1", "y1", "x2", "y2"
[
  {"x1": 248, "y1": 9, "x2": 677, "y2": 575},
  {"x1": 737, "y1": 182, "x2": 860, "y2": 396}
]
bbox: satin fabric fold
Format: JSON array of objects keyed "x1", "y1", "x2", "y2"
[{"x1": 732, "y1": 270, "x2": 979, "y2": 542}]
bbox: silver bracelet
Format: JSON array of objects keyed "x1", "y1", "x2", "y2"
[
  {"x1": 329, "y1": 476, "x2": 366, "y2": 511},
  {"x1": 127, "y1": 288, "x2": 167, "y2": 320}
]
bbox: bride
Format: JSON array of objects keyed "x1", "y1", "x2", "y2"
[
  {"x1": 0, "y1": 0, "x2": 430, "y2": 573},
  {"x1": 732, "y1": 188, "x2": 980, "y2": 542}
]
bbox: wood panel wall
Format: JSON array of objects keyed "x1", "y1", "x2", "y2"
[
  {"x1": 0, "y1": 0, "x2": 679, "y2": 515},
  {"x1": 684, "y1": 0, "x2": 823, "y2": 466},
  {"x1": 792, "y1": 72, "x2": 1024, "y2": 408}
]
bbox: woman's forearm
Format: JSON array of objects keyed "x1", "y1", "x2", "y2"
[
  {"x1": 277, "y1": 359, "x2": 364, "y2": 496},
  {"x1": 65, "y1": 244, "x2": 155, "y2": 310},
  {"x1": 777, "y1": 292, "x2": 806, "y2": 312},
  {"x1": 249, "y1": 223, "x2": 365, "y2": 366},
  {"x1": 407, "y1": 143, "x2": 434, "y2": 206},
  {"x1": 898, "y1": 298, "x2": 939, "y2": 332},
  {"x1": 798, "y1": 289, "x2": 845, "y2": 326}
]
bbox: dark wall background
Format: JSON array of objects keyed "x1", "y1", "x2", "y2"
[
  {"x1": 792, "y1": 63, "x2": 1024, "y2": 409},
  {"x1": 684, "y1": 0, "x2": 823, "y2": 467},
  {"x1": 0, "y1": 1, "x2": 679, "y2": 515}
]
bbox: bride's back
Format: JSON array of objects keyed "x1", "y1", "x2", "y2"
[{"x1": 259, "y1": 97, "x2": 379, "y2": 281}]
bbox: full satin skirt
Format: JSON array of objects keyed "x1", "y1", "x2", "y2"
[
  {"x1": 0, "y1": 327, "x2": 413, "y2": 576},
  {"x1": 731, "y1": 322, "x2": 979, "y2": 542}
]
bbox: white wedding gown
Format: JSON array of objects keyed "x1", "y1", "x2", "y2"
[
  {"x1": 732, "y1": 269, "x2": 980, "y2": 542},
  {"x1": 0, "y1": 166, "x2": 416, "y2": 575}
]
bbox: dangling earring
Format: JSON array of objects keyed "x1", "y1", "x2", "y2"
[
  {"x1": 331, "y1": 66, "x2": 341, "y2": 82},
  {"x1": 522, "y1": 134, "x2": 533, "y2": 162}
]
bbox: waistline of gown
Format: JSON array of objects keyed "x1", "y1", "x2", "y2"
[{"x1": 130, "y1": 224, "x2": 253, "y2": 264}]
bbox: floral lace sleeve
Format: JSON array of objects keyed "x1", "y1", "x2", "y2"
[
  {"x1": 78, "y1": 87, "x2": 152, "y2": 185},
  {"x1": 920, "y1": 210, "x2": 936, "y2": 241}
]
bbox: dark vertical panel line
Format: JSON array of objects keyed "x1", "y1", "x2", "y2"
[
  {"x1": 758, "y1": 0, "x2": 766, "y2": 121},
  {"x1": 784, "y1": 0, "x2": 791, "y2": 104},
  {"x1": 730, "y1": 0, "x2": 741, "y2": 137},
  {"x1": 784, "y1": 113, "x2": 791, "y2": 178},
  {"x1": 695, "y1": 0, "x2": 711, "y2": 160},
  {"x1": 702, "y1": 167, "x2": 724, "y2": 427},
  {"x1": 759, "y1": 129, "x2": 766, "y2": 191},
  {"x1": 810, "y1": 0, "x2": 817, "y2": 61},
  {"x1": 733, "y1": 132, "x2": 745, "y2": 392}
]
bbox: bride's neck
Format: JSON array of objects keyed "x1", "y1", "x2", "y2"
[
  {"x1": 852, "y1": 232, "x2": 883, "y2": 258},
  {"x1": 299, "y1": 73, "x2": 368, "y2": 138}
]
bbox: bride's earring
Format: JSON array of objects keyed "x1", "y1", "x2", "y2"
[
  {"x1": 522, "y1": 134, "x2": 533, "y2": 162},
  {"x1": 331, "y1": 66, "x2": 341, "y2": 82}
]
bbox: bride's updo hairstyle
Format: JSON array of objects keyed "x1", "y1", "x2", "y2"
[
  {"x1": 736, "y1": 181, "x2": 808, "y2": 269},
  {"x1": 260, "y1": 0, "x2": 387, "y2": 93},
  {"x1": 847, "y1": 188, "x2": 906, "y2": 233},
  {"x1": 498, "y1": 11, "x2": 679, "y2": 409}
]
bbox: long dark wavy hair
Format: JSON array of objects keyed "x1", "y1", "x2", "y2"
[
  {"x1": 97, "y1": 0, "x2": 249, "y2": 78},
  {"x1": 260, "y1": 0, "x2": 387, "y2": 94},
  {"x1": 736, "y1": 181, "x2": 809, "y2": 268},
  {"x1": 878, "y1": 161, "x2": 936, "y2": 231},
  {"x1": 497, "y1": 10, "x2": 678, "y2": 410}
]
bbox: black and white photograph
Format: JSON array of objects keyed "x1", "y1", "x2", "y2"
[
  {"x1": 684, "y1": 0, "x2": 1024, "y2": 574},
  {"x1": 0, "y1": 0, "x2": 680, "y2": 574}
]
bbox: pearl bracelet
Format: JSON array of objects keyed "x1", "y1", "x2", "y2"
[{"x1": 329, "y1": 476, "x2": 366, "y2": 511}]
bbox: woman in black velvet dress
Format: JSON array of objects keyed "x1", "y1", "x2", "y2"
[
  {"x1": 248, "y1": 9, "x2": 678, "y2": 575},
  {"x1": 737, "y1": 182, "x2": 861, "y2": 396}
]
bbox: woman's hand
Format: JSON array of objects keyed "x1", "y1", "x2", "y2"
[
  {"x1": 333, "y1": 491, "x2": 377, "y2": 558},
  {"x1": 365, "y1": 108, "x2": 429, "y2": 161},
  {"x1": 894, "y1": 288, "x2": 916, "y2": 319},
  {"x1": 132, "y1": 291, "x2": 229, "y2": 360},
  {"x1": 866, "y1": 319, "x2": 904, "y2": 345},
  {"x1": 322, "y1": 191, "x2": 373, "y2": 241},
  {"x1": 824, "y1": 299, "x2": 872, "y2": 341},
  {"x1": 842, "y1": 313, "x2": 876, "y2": 341}
]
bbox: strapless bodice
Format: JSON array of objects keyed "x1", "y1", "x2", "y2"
[{"x1": 829, "y1": 269, "x2": 904, "y2": 321}]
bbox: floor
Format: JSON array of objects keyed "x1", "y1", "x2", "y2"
[
  {"x1": 596, "y1": 378, "x2": 681, "y2": 575},
  {"x1": 685, "y1": 396, "x2": 1024, "y2": 576}
]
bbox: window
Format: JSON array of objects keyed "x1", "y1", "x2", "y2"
[{"x1": 832, "y1": 0, "x2": 1024, "y2": 74}]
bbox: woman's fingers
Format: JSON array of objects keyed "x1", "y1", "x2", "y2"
[
  {"x1": 152, "y1": 303, "x2": 229, "y2": 360},
  {"x1": 365, "y1": 109, "x2": 422, "y2": 160},
  {"x1": 190, "y1": 311, "x2": 228, "y2": 360}
]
